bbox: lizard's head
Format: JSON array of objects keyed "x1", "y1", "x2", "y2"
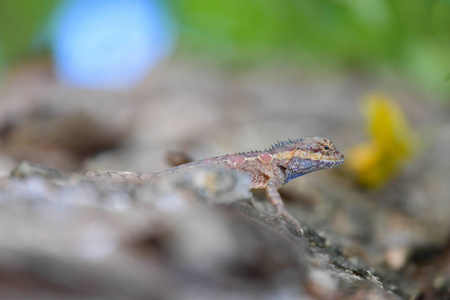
[
  {"x1": 294, "y1": 137, "x2": 344, "y2": 166},
  {"x1": 270, "y1": 137, "x2": 344, "y2": 182}
]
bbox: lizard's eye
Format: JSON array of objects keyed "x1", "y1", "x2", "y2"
[{"x1": 324, "y1": 145, "x2": 330, "y2": 150}]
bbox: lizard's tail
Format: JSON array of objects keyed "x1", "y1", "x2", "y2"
[
  {"x1": 85, "y1": 170, "x2": 157, "y2": 181},
  {"x1": 85, "y1": 159, "x2": 209, "y2": 182}
]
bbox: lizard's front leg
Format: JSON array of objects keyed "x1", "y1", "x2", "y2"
[
  {"x1": 266, "y1": 179, "x2": 285, "y2": 214},
  {"x1": 266, "y1": 179, "x2": 302, "y2": 233}
]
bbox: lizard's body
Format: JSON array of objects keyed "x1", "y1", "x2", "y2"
[{"x1": 87, "y1": 137, "x2": 344, "y2": 229}]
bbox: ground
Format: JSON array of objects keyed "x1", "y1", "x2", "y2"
[{"x1": 0, "y1": 59, "x2": 449, "y2": 299}]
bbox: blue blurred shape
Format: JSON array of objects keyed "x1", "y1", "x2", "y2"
[{"x1": 51, "y1": 0, "x2": 176, "y2": 90}]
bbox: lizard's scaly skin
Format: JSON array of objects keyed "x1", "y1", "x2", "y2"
[{"x1": 87, "y1": 137, "x2": 344, "y2": 229}]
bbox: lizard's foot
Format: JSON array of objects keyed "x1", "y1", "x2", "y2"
[
  {"x1": 265, "y1": 207, "x2": 304, "y2": 236},
  {"x1": 278, "y1": 208, "x2": 303, "y2": 235}
]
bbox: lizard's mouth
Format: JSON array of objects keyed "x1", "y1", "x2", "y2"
[{"x1": 322, "y1": 155, "x2": 345, "y2": 168}]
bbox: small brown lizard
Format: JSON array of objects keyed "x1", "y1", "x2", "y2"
[{"x1": 87, "y1": 137, "x2": 344, "y2": 230}]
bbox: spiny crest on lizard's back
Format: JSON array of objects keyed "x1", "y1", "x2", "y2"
[
  {"x1": 267, "y1": 138, "x2": 303, "y2": 151},
  {"x1": 234, "y1": 149, "x2": 260, "y2": 156}
]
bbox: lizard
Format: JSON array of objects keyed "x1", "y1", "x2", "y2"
[{"x1": 87, "y1": 137, "x2": 345, "y2": 230}]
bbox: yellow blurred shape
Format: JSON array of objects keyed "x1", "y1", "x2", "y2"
[{"x1": 346, "y1": 94, "x2": 417, "y2": 188}]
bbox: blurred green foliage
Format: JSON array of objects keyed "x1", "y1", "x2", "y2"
[
  {"x1": 0, "y1": 1, "x2": 59, "y2": 61},
  {"x1": 0, "y1": 0, "x2": 449, "y2": 95},
  {"x1": 171, "y1": 0, "x2": 450, "y2": 95}
]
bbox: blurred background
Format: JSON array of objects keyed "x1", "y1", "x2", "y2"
[
  {"x1": 1, "y1": 0, "x2": 450, "y2": 92},
  {"x1": 0, "y1": 0, "x2": 449, "y2": 175},
  {"x1": 1, "y1": 0, "x2": 450, "y2": 298}
]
